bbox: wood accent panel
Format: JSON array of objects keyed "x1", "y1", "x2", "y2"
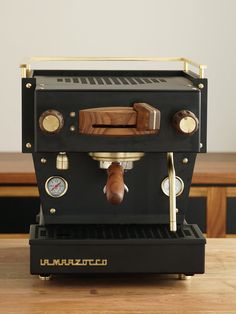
[
  {"x1": 207, "y1": 187, "x2": 226, "y2": 237},
  {"x1": 0, "y1": 239, "x2": 236, "y2": 313},
  {"x1": 79, "y1": 104, "x2": 160, "y2": 136},
  {"x1": 0, "y1": 186, "x2": 39, "y2": 197}
]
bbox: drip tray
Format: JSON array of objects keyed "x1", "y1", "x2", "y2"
[{"x1": 29, "y1": 224, "x2": 206, "y2": 275}]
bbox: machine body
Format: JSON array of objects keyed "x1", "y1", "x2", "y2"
[{"x1": 21, "y1": 59, "x2": 207, "y2": 277}]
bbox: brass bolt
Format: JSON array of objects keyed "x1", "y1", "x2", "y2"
[
  {"x1": 26, "y1": 83, "x2": 32, "y2": 89},
  {"x1": 182, "y1": 158, "x2": 188, "y2": 164},
  {"x1": 40, "y1": 158, "x2": 47, "y2": 164},
  {"x1": 198, "y1": 83, "x2": 204, "y2": 89},
  {"x1": 50, "y1": 208, "x2": 56, "y2": 214},
  {"x1": 70, "y1": 112, "x2": 76, "y2": 117},
  {"x1": 26, "y1": 142, "x2": 32, "y2": 148},
  {"x1": 70, "y1": 125, "x2": 75, "y2": 132}
]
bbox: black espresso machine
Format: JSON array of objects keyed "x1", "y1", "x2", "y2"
[{"x1": 20, "y1": 57, "x2": 207, "y2": 280}]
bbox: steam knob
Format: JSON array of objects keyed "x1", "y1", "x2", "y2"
[
  {"x1": 39, "y1": 110, "x2": 64, "y2": 133},
  {"x1": 172, "y1": 110, "x2": 199, "y2": 135}
]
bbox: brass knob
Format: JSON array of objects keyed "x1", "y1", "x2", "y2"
[
  {"x1": 39, "y1": 110, "x2": 64, "y2": 133},
  {"x1": 172, "y1": 110, "x2": 199, "y2": 135}
]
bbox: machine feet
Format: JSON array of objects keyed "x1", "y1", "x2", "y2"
[
  {"x1": 178, "y1": 274, "x2": 193, "y2": 280},
  {"x1": 39, "y1": 275, "x2": 52, "y2": 281}
]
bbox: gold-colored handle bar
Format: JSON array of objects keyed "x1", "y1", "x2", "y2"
[
  {"x1": 167, "y1": 152, "x2": 177, "y2": 232},
  {"x1": 20, "y1": 56, "x2": 206, "y2": 79}
]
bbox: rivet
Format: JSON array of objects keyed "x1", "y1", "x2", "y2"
[
  {"x1": 70, "y1": 125, "x2": 75, "y2": 132},
  {"x1": 200, "y1": 143, "x2": 203, "y2": 148},
  {"x1": 50, "y1": 208, "x2": 56, "y2": 214},
  {"x1": 26, "y1": 83, "x2": 32, "y2": 89},
  {"x1": 70, "y1": 112, "x2": 76, "y2": 117},
  {"x1": 198, "y1": 83, "x2": 204, "y2": 89},
  {"x1": 182, "y1": 158, "x2": 188, "y2": 164},
  {"x1": 26, "y1": 142, "x2": 32, "y2": 148},
  {"x1": 41, "y1": 158, "x2": 47, "y2": 164}
]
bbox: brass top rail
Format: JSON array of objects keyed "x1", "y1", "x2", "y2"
[{"x1": 20, "y1": 56, "x2": 207, "y2": 79}]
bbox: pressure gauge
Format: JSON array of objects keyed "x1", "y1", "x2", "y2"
[
  {"x1": 45, "y1": 176, "x2": 68, "y2": 198},
  {"x1": 161, "y1": 176, "x2": 184, "y2": 197}
]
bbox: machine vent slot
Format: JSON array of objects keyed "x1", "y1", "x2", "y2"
[
  {"x1": 36, "y1": 224, "x2": 199, "y2": 240},
  {"x1": 56, "y1": 77, "x2": 168, "y2": 86}
]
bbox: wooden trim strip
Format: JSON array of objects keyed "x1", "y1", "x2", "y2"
[
  {"x1": 0, "y1": 186, "x2": 39, "y2": 197},
  {"x1": 189, "y1": 187, "x2": 208, "y2": 197},
  {"x1": 226, "y1": 187, "x2": 236, "y2": 197}
]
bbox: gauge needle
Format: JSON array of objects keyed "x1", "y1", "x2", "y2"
[{"x1": 51, "y1": 182, "x2": 61, "y2": 191}]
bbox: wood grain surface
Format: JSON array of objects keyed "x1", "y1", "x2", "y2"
[{"x1": 0, "y1": 238, "x2": 235, "y2": 314}]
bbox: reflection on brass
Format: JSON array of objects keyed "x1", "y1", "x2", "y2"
[
  {"x1": 56, "y1": 152, "x2": 69, "y2": 170},
  {"x1": 89, "y1": 152, "x2": 144, "y2": 162},
  {"x1": 40, "y1": 158, "x2": 47, "y2": 164},
  {"x1": 167, "y1": 152, "x2": 177, "y2": 232},
  {"x1": 20, "y1": 57, "x2": 207, "y2": 78},
  {"x1": 39, "y1": 110, "x2": 64, "y2": 133},
  {"x1": 42, "y1": 115, "x2": 59, "y2": 132},
  {"x1": 49, "y1": 208, "x2": 56, "y2": 214},
  {"x1": 39, "y1": 275, "x2": 52, "y2": 281},
  {"x1": 40, "y1": 258, "x2": 108, "y2": 266},
  {"x1": 179, "y1": 116, "x2": 197, "y2": 134}
]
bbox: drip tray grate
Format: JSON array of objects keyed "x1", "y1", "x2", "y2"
[{"x1": 35, "y1": 224, "x2": 201, "y2": 241}]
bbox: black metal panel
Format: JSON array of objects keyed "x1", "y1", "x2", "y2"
[
  {"x1": 33, "y1": 152, "x2": 196, "y2": 225},
  {"x1": 30, "y1": 224, "x2": 205, "y2": 275},
  {"x1": 22, "y1": 78, "x2": 36, "y2": 153},
  {"x1": 227, "y1": 198, "x2": 236, "y2": 234},
  {"x1": 186, "y1": 197, "x2": 207, "y2": 233},
  {"x1": 34, "y1": 90, "x2": 200, "y2": 152}
]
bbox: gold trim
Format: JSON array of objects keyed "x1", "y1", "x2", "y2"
[
  {"x1": 20, "y1": 57, "x2": 206, "y2": 78},
  {"x1": 167, "y1": 152, "x2": 177, "y2": 232},
  {"x1": 89, "y1": 152, "x2": 144, "y2": 162},
  {"x1": 45, "y1": 176, "x2": 68, "y2": 198},
  {"x1": 40, "y1": 258, "x2": 108, "y2": 266}
]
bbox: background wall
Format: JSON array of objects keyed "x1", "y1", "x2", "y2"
[{"x1": 0, "y1": 0, "x2": 235, "y2": 152}]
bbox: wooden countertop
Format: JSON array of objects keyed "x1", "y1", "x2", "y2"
[
  {"x1": 0, "y1": 238, "x2": 235, "y2": 313},
  {"x1": 0, "y1": 153, "x2": 236, "y2": 185}
]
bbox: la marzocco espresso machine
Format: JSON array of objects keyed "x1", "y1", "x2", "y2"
[{"x1": 21, "y1": 57, "x2": 207, "y2": 280}]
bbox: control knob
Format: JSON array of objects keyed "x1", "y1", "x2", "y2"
[
  {"x1": 39, "y1": 110, "x2": 64, "y2": 133},
  {"x1": 172, "y1": 110, "x2": 199, "y2": 135}
]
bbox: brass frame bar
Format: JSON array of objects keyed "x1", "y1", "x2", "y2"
[
  {"x1": 20, "y1": 56, "x2": 206, "y2": 79},
  {"x1": 167, "y1": 152, "x2": 177, "y2": 232}
]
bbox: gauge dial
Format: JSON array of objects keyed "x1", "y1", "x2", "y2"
[
  {"x1": 45, "y1": 176, "x2": 68, "y2": 198},
  {"x1": 161, "y1": 176, "x2": 184, "y2": 197}
]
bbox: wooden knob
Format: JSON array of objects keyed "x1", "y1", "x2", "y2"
[
  {"x1": 105, "y1": 163, "x2": 125, "y2": 204},
  {"x1": 39, "y1": 110, "x2": 64, "y2": 133},
  {"x1": 172, "y1": 110, "x2": 199, "y2": 135}
]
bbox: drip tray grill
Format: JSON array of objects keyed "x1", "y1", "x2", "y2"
[{"x1": 35, "y1": 224, "x2": 201, "y2": 241}]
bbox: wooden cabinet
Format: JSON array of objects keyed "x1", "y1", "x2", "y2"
[{"x1": 0, "y1": 153, "x2": 235, "y2": 237}]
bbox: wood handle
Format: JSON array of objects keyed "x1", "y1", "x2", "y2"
[
  {"x1": 79, "y1": 103, "x2": 160, "y2": 136},
  {"x1": 105, "y1": 163, "x2": 125, "y2": 205}
]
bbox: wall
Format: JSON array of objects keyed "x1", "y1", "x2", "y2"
[{"x1": 0, "y1": 0, "x2": 235, "y2": 151}]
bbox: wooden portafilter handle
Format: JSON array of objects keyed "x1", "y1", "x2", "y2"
[{"x1": 105, "y1": 163, "x2": 125, "y2": 205}]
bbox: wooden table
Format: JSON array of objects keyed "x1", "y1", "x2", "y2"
[{"x1": 0, "y1": 238, "x2": 235, "y2": 314}]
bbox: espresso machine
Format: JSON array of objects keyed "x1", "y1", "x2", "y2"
[{"x1": 20, "y1": 57, "x2": 207, "y2": 280}]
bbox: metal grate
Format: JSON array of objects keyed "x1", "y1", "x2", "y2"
[
  {"x1": 57, "y1": 77, "x2": 167, "y2": 86},
  {"x1": 36, "y1": 224, "x2": 200, "y2": 240}
]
